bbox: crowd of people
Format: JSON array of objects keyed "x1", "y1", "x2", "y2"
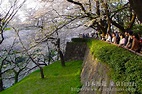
[{"x1": 79, "y1": 30, "x2": 142, "y2": 53}]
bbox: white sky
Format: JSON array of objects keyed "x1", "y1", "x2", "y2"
[
  {"x1": 18, "y1": 0, "x2": 42, "y2": 22},
  {"x1": 25, "y1": 0, "x2": 44, "y2": 9},
  {"x1": 0, "y1": 0, "x2": 44, "y2": 22},
  {"x1": 1, "y1": 0, "x2": 41, "y2": 9}
]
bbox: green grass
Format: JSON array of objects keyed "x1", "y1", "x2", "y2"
[{"x1": 0, "y1": 60, "x2": 83, "y2": 94}]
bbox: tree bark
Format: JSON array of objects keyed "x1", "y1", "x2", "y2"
[
  {"x1": 57, "y1": 38, "x2": 65, "y2": 67},
  {"x1": 0, "y1": 28, "x2": 4, "y2": 44},
  {"x1": 39, "y1": 67, "x2": 44, "y2": 79},
  {"x1": 0, "y1": 70, "x2": 4, "y2": 91},
  {"x1": 59, "y1": 50, "x2": 65, "y2": 67},
  {"x1": 111, "y1": 20, "x2": 125, "y2": 32},
  {"x1": 128, "y1": 13, "x2": 136, "y2": 29},
  {"x1": 104, "y1": 3, "x2": 111, "y2": 33},
  {"x1": 67, "y1": 0, "x2": 86, "y2": 13},
  {"x1": 14, "y1": 72, "x2": 19, "y2": 84},
  {"x1": 129, "y1": 0, "x2": 142, "y2": 23},
  {"x1": 96, "y1": 1, "x2": 100, "y2": 16},
  {"x1": 29, "y1": 56, "x2": 45, "y2": 79}
]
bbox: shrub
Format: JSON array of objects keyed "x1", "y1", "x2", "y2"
[{"x1": 88, "y1": 40, "x2": 142, "y2": 93}]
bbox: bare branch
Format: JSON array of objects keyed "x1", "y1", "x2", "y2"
[
  {"x1": 67, "y1": 0, "x2": 86, "y2": 13},
  {"x1": 13, "y1": 27, "x2": 45, "y2": 78},
  {"x1": 4, "y1": 0, "x2": 26, "y2": 29},
  {"x1": 88, "y1": 0, "x2": 92, "y2": 12},
  {"x1": 110, "y1": 2, "x2": 129, "y2": 19},
  {"x1": 0, "y1": 0, "x2": 26, "y2": 44}
]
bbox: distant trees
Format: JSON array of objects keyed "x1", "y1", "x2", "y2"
[
  {"x1": 2, "y1": 50, "x2": 30, "y2": 84},
  {"x1": 0, "y1": 1, "x2": 74, "y2": 89},
  {"x1": 21, "y1": 0, "x2": 85, "y2": 67},
  {"x1": 0, "y1": 27, "x2": 54, "y2": 90},
  {"x1": 0, "y1": 40, "x2": 30, "y2": 90},
  {"x1": 0, "y1": 0, "x2": 26, "y2": 91}
]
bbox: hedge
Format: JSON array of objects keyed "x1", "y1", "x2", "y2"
[{"x1": 88, "y1": 40, "x2": 142, "y2": 93}]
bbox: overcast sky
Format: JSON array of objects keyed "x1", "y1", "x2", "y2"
[{"x1": 0, "y1": 0, "x2": 45, "y2": 22}]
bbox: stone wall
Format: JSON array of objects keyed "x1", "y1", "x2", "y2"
[
  {"x1": 64, "y1": 41, "x2": 133, "y2": 93},
  {"x1": 79, "y1": 49, "x2": 117, "y2": 94},
  {"x1": 64, "y1": 42, "x2": 87, "y2": 62}
]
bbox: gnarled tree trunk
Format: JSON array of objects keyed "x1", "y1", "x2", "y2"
[{"x1": 129, "y1": 0, "x2": 142, "y2": 23}]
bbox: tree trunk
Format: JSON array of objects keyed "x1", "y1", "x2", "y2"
[
  {"x1": 0, "y1": 70, "x2": 4, "y2": 91},
  {"x1": 29, "y1": 56, "x2": 45, "y2": 79},
  {"x1": 96, "y1": 1, "x2": 106, "y2": 34},
  {"x1": 128, "y1": 13, "x2": 136, "y2": 29},
  {"x1": 14, "y1": 72, "x2": 19, "y2": 84},
  {"x1": 39, "y1": 67, "x2": 44, "y2": 79},
  {"x1": 57, "y1": 38, "x2": 65, "y2": 67},
  {"x1": 59, "y1": 50, "x2": 65, "y2": 67},
  {"x1": 96, "y1": 1, "x2": 100, "y2": 16},
  {"x1": 104, "y1": 3, "x2": 111, "y2": 33},
  {"x1": 129, "y1": 0, "x2": 142, "y2": 23},
  {"x1": 0, "y1": 29, "x2": 4, "y2": 44}
]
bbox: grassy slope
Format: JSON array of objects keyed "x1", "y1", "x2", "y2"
[{"x1": 0, "y1": 61, "x2": 82, "y2": 94}]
